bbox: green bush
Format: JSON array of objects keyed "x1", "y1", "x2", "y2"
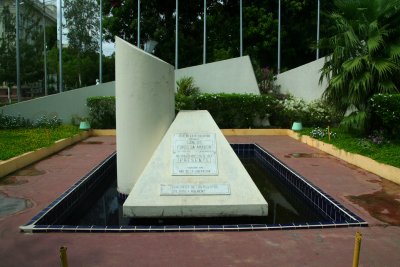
[
  {"x1": 83, "y1": 94, "x2": 341, "y2": 130},
  {"x1": 273, "y1": 96, "x2": 308, "y2": 128},
  {"x1": 303, "y1": 99, "x2": 342, "y2": 128},
  {"x1": 176, "y1": 93, "x2": 278, "y2": 128},
  {"x1": 273, "y1": 96, "x2": 342, "y2": 128},
  {"x1": 0, "y1": 112, "x2": 32, "y2": 129},
  {"x1": 370, "y1": 94, "x2": 400, "y2": 136},
  {"x1": 87, "y1": 96, "x2": 116, "y2": 129}
]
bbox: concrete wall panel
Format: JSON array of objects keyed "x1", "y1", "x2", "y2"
[
  {"x1": 175, "y1": 56, "x2": 260, "y2": 94},
  {"x1": 275, "y1": 57, "x2": 327, "y2": 102},
  {"x1": 0, "y1": 82, "x2": 115, "y2": 123},
  {"x1": 115, "y1": 37, "x2": 175, "y2": 195}
]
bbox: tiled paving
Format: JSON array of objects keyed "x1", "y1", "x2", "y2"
[{"x1": 0, "y1": 135, "x2": 400, "y2": 266}]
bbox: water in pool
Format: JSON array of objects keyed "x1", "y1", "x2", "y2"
[{"x1": 60, "y1": 155, "x2": 325, "y2": 226}]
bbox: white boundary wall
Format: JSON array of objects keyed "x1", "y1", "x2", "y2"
[
  {"x1": 175, "y1": 56, "x2": 260, "y2": 94},
  {"x1": 115, "y1": 37, "x2": 175, "y2": 195},
  {"x1": 0, "y1": 82, "x2": 115, "y2": 123},
  {"x1": 275, "y1": 57, "x2": 327, "y2": 102}
]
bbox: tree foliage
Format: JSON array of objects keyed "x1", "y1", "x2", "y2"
[
  {"x1": 319, "y1": 0, "x2": 400, "y2": 131},
  {"x1": 102, "y1": 0, "x2": 334, "y2": 71},
  {"x1": 64, "y1": 0, "x2": 99, "y2": 53},
  {"x1": 0, "y1": 4, "x2": 16, "y2": 85},
  {"x1": 63, "y1": 0, "x2": 100, "y2": 88}
]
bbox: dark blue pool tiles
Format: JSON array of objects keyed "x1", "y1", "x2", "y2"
[
  {"x1": 22, "y1": 152, "x2": 117, "y2": 228},
  {"x1": 250, "y1": 144, "x2": 367, "y2": 227},
  {"x1": 27, "y1": 218, "x2": 367, "y2": 233},
  {"x1": 231, "y1": 143, "x2": 255, "y2": 157},
  {"x1": 23, "y1": 145, "x2": 367, "y2": 233}
]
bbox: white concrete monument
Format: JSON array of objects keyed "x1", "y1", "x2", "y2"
[
  {"x1": 115, "y1": 37, "x2": 175, "y2": 195},
  {"x1": 123, "y1": 110, "x2": 268, "y2": 217}
]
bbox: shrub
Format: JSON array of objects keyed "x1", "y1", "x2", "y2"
[
  {"x1": 257, "y1": 67, "x2": 280, "y2": 95},
  {"x1": 87, "y1": 96, "x2": 116, "y2": 129},
  {"x1": 273, "y1": 96, "x2": 307, "y2": 128},
  {"x1": 176, "y1": 76, "x2": 200, "y2": 96},
  {"x1": 177, "y1": 93, "x2": 277, "y2": 128},
  {"x1": 0, "y1": 112, "x2": 32, "y2": 129},
  {"x1": 273, "y1": 96, "x2": 342, "y2": 128},
  {"x1": 33, "y1": 115, "x2": 62, "y2": 128},
  {"x1": 303, "y1": 99, "x2": 342, "y2": 127},
  {"x1": 370, "y1": 94, "x2": 400, "y2": 136},
  {"x1": 0, "y1": 113, "x2": 64, "y2": 129}
]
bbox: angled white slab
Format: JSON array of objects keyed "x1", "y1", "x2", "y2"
[{"x1": 123, "y1": 110, "x2": 268, "y2": 217}]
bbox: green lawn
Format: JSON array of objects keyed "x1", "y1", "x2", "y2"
[
  {"x1": 1, "y1": 125, "x2": 399, "y2": 170},
  {"x1": 300, "y1": 127, "x2": 400, "y2": 168},
  {"x1": 0, "y1": 125, "x2": 81, "y2": 161}
]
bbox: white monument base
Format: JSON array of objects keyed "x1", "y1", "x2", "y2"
[{"x1": 123, "y1": 110, "x2": 268, "y2": 217}]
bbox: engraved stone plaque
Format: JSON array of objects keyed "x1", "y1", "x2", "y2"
[
  {"x1": 160, "y1": 184, "x2": 231, "y2": 196},
  {"x1": 172, "y1": 133, "x2": 218, "y2": 175}
]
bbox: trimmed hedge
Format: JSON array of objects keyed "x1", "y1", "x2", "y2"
[
  {"x1": 86, "y1": 93, "x2": 340, "y2": 129},
  {"x1": 176, "y1": 93, "x2": 278, "y2": 128},
  {"x1": 87, "y1": 96, "x2": 116, "y2": 129},
  {"x1": 370, "y1": 94, "x2": 400, "y2": 136}
]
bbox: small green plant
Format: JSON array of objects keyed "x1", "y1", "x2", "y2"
[
  {"x1": 33, "y1": 115, "x2": 62, "y2": 128},
  {"x1": 357, "y1": 138, "x2": 374, "y2": 150},
  {"x1": 176, "y1": 76, "x2": 199, "y2": 96},
  {"x1": 367, "y1": 130, "x2": 389, "y2": 146},
  {"x1": 310, "y1": 127, "x2": 337, "y2": 140}
]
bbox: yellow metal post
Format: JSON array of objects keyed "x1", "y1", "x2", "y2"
[
  {"x1": 352, "y1": 232, "x2": 362, "y2": 267},
  {"x1": 60, "y1": 246, "x2": 68, "y2": 267}
]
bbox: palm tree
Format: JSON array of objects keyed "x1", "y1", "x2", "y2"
[{"x1": 319, "y1": 0, "x2": 400, "y2": 131}]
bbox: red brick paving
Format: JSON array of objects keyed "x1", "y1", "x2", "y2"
[{"x1": 1, "y1": 135, "x2": 400, "y2": 267}]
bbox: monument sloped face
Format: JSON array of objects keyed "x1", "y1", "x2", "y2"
[{"x1": 123, "y1": 110, "x2": 268, "y2": 218}]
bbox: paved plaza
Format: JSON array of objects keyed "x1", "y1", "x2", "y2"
[{"x1": 1, "y1": 135, "x2": 399, "y2": 266}]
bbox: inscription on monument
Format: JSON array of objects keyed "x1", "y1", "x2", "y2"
[
  {"x1": 160, "y1": 184, "x2": 231, "y2": 195},
  {"x1": 172, "y1": 133, "x2": 218, "y2": 175}
]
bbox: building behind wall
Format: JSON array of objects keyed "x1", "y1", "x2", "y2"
[{"x1": 0, "y1": 0, "x2": 57, "y2": 104}]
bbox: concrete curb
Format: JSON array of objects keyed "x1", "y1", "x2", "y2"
[
  {"x1": 0, "y1": 131, "x2": 91, "y2": 178},
  {"x1": 287, "y1": 131, "x2": 400, "y2": 185},
  {"x1": 91, "y1": 129, "x2": 116, "y2": 136},
  {"x1": 220, "y1": 128, "x2": 400, "y2": 185}
]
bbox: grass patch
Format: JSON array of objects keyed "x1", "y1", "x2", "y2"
[
  {"x1": 300, "y1": 127, "x2": 400, "y2": 168},
  {"x1": 0, "y1": 125, "x2": 81, "y2": 161}
]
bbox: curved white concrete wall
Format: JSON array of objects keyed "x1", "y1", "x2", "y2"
[
  {"x1": 175, "y1": 56, "x2": 260, "y2": 94},
  {"x1": 115, "y1": 37, "x2": 175, "y2": 195},
  {"x1": 275, "y1": 57, "x2": 327, "y2": 102},
  {"x1": 0, "y1": 82, "x2": 115, "y2": 123}
]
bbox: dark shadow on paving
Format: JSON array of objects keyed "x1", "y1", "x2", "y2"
[
  {"x1": 348, "y1": 179, "x2": 400, "y2": 225},
  {"x1": 0, "y1": 165, "x2": 45, "y2": 185},
  {"x1": 82, "y1": 141, "x2": 104, "y2": 145},
  {"x1": 0, "y1": 193, "x2": 31, "y2": 218}
]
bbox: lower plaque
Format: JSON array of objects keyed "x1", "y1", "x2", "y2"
[{"x1": 160, "y1": 184, "x2": 231, "y2": 196}]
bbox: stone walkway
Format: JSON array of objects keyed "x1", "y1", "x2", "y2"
[{"x1": 0, "y1": 135, "x2": 399, "y2": 266}]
